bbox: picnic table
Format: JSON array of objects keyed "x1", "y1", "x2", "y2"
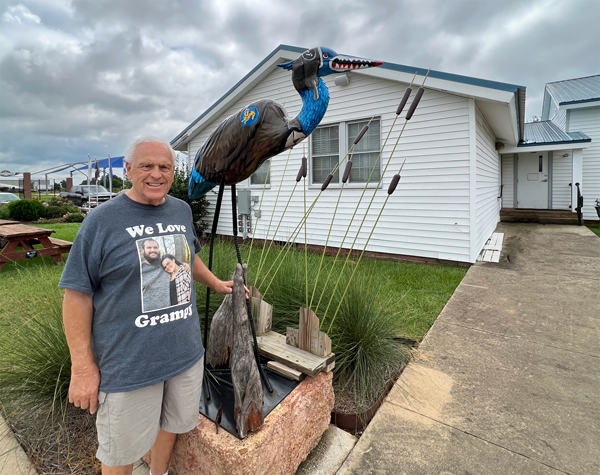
[
  {"x1": 0, "y1": 219, "x2": 19, "y2": 226},
  {"x1": 0, "y1": 224, "x2": 72, "y2": 270}
]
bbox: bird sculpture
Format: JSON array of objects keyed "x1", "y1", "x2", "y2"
[{"x1": 188, "y1": 47, "x2": 382, "y2": 198}]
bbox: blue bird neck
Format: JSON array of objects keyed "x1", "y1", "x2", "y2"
[{"x1": 296, "y1": 78, "x2": 330, "y2": 136}]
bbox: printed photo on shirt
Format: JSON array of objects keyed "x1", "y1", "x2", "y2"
[{"x1": 137, "y1": 235, "x2": 192, "y2": 313}]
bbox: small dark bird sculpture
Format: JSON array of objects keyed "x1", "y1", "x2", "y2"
[{"x1": 189, "y1": 47, "x2": 382, "y2": 198}]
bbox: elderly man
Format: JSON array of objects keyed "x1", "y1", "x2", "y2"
[{"x1": 60, "y1": 137, "x2": 232, "y2": 475}]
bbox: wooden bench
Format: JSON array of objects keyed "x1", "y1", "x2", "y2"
[{"x1": 49, "y1": 237, "x2": 73, "y2": 249}]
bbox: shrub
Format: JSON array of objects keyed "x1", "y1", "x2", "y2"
[
  {"x1": 44, "y1": 196, "x2": 65, "y2": 207},
  {"x1": 8, "y1": 199, "x2": 46, "y2": 221},
  {"x1": 45, "y1": 206, "x2": 65, "y2": 219},
  {"x1": 0, "y1": 203, "x2": 9, "y2": 220},
  {"x1": 64, "y1": 212, "x2": 85, "y2": 223},
  {"x1": 169, "y1": 163, "x2": 210, "y2": 237}
]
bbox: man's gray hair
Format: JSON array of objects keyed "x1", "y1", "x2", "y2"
[{"x1": 124, "y1": 137, "x2": 177, "y2": 165}]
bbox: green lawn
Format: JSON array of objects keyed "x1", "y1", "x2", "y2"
[
  {"x1": 587, "y1": 224, "x2": 600, "y2": 238},
  {"x1": 0, "y1": 226, "x2": 467, "y2": 474},
  {"x1": 1, "y1": 223, "x2": 466, "y2": 342}
]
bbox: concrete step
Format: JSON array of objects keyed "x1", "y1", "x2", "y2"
[{"x1": 296, "y1": 424, "x2": 357, "y2": 475}]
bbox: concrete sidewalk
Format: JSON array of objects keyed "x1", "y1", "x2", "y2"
[{"x1": 339, "y1": 224, "x2": 600, "y2": 475}]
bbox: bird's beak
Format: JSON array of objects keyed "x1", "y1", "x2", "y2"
[{"x1": 330, "y1": 55, "x2": 383, "y2": 71}]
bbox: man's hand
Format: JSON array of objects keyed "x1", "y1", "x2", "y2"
[
  {"x1": 63, "y1": 289, "x2": 99, "y2": 414},
  {"x1": 214, "y1": 280, "x2": 249, "y2": 299},
  {"x1": 69, "y1": 362, "x2": 101, "y2": 414}
]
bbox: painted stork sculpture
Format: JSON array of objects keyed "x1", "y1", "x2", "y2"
[
  {"x1": 189, "y1": 47, "x2": 382, "y2": 198},
  {"x1": 194, "y1": 47, "x2": 382, "y2": 439}
]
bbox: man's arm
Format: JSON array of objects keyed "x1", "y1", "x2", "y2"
[
  {"x1": 193, "y1": 255, "x2": 234, "y2": 294},
  {"x1": 63, "y1": 288, "x2": 100, "y2": 414}
]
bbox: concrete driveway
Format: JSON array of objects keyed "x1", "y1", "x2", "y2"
[{"x1": 338, "y1": 223, "x2": 600, "y2": 475}]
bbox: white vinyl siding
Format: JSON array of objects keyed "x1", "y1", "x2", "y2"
[
  {"x1": 546, "y1": 97, "x2": 567, "y2": 131},
  {"x1": 501, "y1": 154, "x2": 515, "y2": 208},
  {"x1": 552, "y1": 151, "x2": 572, "y2": 210},
  {"x1": 474, "y1": 105, "x2": 501, "y2": 260},
  {"x1": 190, "y1": 66, "x2": 473, "y2": 263},
  {"x1": 568, "y1": 106, "x2": 600, "y2": 220}
]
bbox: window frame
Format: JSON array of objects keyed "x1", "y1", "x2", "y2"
[{"x1": 309, "y1": 116, "x2": 382, "y2": 189}]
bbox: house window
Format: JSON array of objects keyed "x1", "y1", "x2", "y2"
[
  {"x1": 312, "y1": 125, "x2": 339, "y2": 184},
  {"x1": 311, "y1": 118, "x2": 380, "y2": 185},
  {"x1": 250, "y1": 159, "x2": 270, "y2": 185},
  {"x1": 347, "y1": 119, "x2": 381, "y2": 182}
]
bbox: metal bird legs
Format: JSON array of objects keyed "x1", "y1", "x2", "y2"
[{"x1": 200, "y1": 179, "x2": 300, "y2": 439}]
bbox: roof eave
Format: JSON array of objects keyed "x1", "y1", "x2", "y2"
[{"x1": 502, "y1": 139, "x2": 592, "y2": 154}]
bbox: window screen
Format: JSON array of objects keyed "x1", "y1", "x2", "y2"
[
  {"x1": 250, "y1": 159, "x2": 270, "y2": 185},
  {"x1": 347, "y1": 119, "x2": 380, "y2": 182}
]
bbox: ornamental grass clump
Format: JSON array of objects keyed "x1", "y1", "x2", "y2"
[
  {"x1": 0, "y1": 282, "x2": 100, "y2": 475},
  {"x1": 327, "y1": 273, "x2": 411, "y2": 414},
  {"x1": 0, "y1": 289, "x2": 71, "y2": 410}
]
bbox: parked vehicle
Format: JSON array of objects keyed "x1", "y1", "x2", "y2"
[
  {"x1": 59, "y1": 185, "x2": 117, "y2": 207},
  {"x1": 0, "y1": 192, "x2": 20, "y2": 204}
]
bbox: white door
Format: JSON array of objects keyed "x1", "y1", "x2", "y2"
[{"x1": 517, "y1": 152, "x2": 549, "y2": 208}]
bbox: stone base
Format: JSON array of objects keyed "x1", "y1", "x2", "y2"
[{"x1": 145, "y1": 371, "x2": 334, "y2": 475}]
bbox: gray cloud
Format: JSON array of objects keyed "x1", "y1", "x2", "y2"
[{"x1": 0, "y1": 0, "x2": 598, "y2": 178}]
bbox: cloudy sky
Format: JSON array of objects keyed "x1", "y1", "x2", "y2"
[{"x1": 1, "y1": 0, "x2": 599, "y2": 178}]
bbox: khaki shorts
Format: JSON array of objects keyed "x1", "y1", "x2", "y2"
[{"x1": 96, "y1": 357, "x2": 204, "y2": 467}]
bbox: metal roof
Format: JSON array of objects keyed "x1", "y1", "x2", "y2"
[
  {"x1": 520, "y1": 121, "x2": 591, "y2": 146},
  {"x1": 171, "y1": 44, "x2": 525, "y2": 146},
  {"x1": 545, "y1": 75, "x2": 600, "y2": 105}
]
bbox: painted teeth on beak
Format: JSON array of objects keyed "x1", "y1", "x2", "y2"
[{"x1": 331, "y1": 56, "x2": 382, "y2": 70}]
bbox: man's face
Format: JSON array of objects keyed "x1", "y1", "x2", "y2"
[
  {"x1": 125, "y1": 142, "x2": 175, "y2": 206},
  {"x1": 143, "y1": 240, "x2": 160, "y2": 263}
]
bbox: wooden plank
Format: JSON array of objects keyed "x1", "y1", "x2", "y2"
[
  {"x1": 248, "y1": 285, "x2": 262, "y2": 300},
  {"x1": 317, "y1": 332, "x2": 332, "y2": 358},
  {"x1": 491, "y1": 250, "x2": 500, "y2": 263},
  {"x1": 0, "y1": 225, "x2": 53, "y2": 238},
  {"x1": 48, "y1": 237, "x2": 73, "y2": 248},
  {"x1": 257, "y1": 331, "x2": 334, "y2": 377},
  {"x1": 250, "y1": 297, "x2": 272, "y2": 335},
  {"x1": 298, "y1": 307, "x2": 319, "y2": 354},
  {"x1": 286, "y1": 327, "x2": 298, "y2": 348},
  {"x1": 267, "y1": 361, "x2": 305, "y2": 381}
]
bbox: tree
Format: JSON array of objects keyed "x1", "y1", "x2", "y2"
[
  {"x1": 168, "y1": 164, "x2": 210, "y2": 237},
  {"x1": 111, "y1": 175, "x2": 123, "y2": 190}
]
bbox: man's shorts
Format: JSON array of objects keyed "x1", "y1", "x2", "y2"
[{"x1": 96, "y1": 357, "x2": 204, "y2": 467}]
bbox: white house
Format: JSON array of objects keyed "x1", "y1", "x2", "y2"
[
  {"x1": 172, "y1": 45, "x2": 592, "y2": 265},
  {"x1": 500, "y1": 75, "x2": 598, "y2": 220}
]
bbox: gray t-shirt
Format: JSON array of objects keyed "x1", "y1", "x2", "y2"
[{"x1": 59, "y1": 194, "x2": 203, "y2": 393}]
